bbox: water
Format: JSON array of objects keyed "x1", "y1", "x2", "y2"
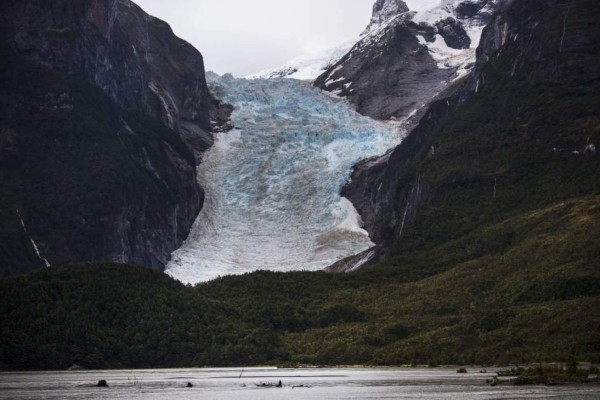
[
  {"x1": 166, "y1": 75, "x2": 404, "y2": 283},
  {"x1": 1, "y1": 367, "x2": 598, "y2": 399}
]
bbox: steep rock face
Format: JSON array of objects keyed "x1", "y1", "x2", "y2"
[
  {"x1": 455, "y1": 0, "x2": 494, "y2": 20},
  {"x1": 341, "y1": 100, "x2": 452, "y2": 248},
  {"x1": 367, "y1": 0, "x2": 410, "y2": 32},
  {"x1": 342, "y1": 0, "x2": 600, "y2": 266},
  {"x1": 1, "y1": 0, "x2": 229, "y2": 158},
  {"x1": 435, "y1": 17, "x2": 471, "y2": 49},
  {"x1": 314, "y1": 1, "x2": 451, "y2": 120},
  {"x1": 314, "y1": 0, "x2": 498, "y2": 120},
  {"x1": 0, "y1": 0, "x2": 226, "y2": 275}
]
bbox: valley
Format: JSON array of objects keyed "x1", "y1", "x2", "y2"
[{"x1": 0, "y1": 0, "x2": 598, "y2": 375}]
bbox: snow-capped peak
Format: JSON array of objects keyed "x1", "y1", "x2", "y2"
[
  {"x1": 250, "y1": 0, "x2": 497, "y2": 82},
  {"x1": 246, "y1": 40, "x2": 357, "y2": 81},
  {"x1": 363, "y1": 0, "x2": 410, "y2": 34},
  {"x1": 248, "y1": 1, "x2": 412, "y2": 81}
]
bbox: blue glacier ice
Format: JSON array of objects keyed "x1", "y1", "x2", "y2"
[{"x1": 166, "y1": 75, "x2": 404, "y2": 284}]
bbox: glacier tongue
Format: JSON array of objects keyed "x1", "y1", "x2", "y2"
[{"x1": 166, "y1": 75, "x2": 404, "y2": 284}]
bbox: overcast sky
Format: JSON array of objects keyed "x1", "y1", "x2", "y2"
[{"x1": 134, "y1": 0, "x2": 427, "y2": 76}]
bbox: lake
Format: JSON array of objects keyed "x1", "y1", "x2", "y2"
[{"x1": 1, "y1": 367, "x2": 599, "y2": 399}]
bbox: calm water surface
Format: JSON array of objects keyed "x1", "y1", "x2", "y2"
[{"x1": 1, "y1": 367, "x2": 599, "y2": 399}]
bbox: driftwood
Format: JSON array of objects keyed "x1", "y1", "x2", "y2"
[{"x1": 255, "y1": 380, "x2": 283, "y2": 388}]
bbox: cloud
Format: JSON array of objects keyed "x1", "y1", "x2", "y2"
[{"x1": 134, "y1": 0, "x2": 375, "y2": 76}]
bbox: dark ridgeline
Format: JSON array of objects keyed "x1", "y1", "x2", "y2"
[
  {"x1": 338, "y1": 0, "x2": 600, "y2": 268},
  {"x1": 314, "y1": 0, "x2": 498, "y2": 120},
  {"x1": 0, "y1": 0, "x2": 230, "y2": 275}
]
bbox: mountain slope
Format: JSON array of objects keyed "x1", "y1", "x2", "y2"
[
  {"x1": 0, "y1": 0, "x2": 599, "y2": 370},
  {"x1": 2, "y1": 199, "x2": 599, "y2": 370},
  {"x1": 0, "y1": 0, "x2": 227, "y2": 275},
  {"x1": 342, "y1": 0, "x2": 600, "y2": 267},
  {"x1": 314, "y1": 0, "x2": 499, "y2": 120}
]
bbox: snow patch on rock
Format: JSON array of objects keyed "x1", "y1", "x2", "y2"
[
  {"x1": 411, "y1": 0, "x2": 498, "y2": 77},
  {"x1": 247, "y1": 40, "x2": 356, "y2": 81}
]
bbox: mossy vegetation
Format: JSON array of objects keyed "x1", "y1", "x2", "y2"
[{"x1": 1, "y1": 195, "x2": 599, "y2": 370}]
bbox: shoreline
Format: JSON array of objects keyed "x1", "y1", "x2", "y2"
[{"x1": 2, "y1": 362, "x2": 598, "y2": 373}]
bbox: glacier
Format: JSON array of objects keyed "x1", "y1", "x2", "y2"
[{"x1": 166, "y1": 74, "x2": 404, "y2": 284}]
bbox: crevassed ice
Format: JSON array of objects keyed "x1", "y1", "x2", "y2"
[{"x1": 166, "y1": 75, "x2": 404, "y2": 284}]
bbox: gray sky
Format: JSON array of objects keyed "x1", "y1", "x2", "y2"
[{"x1": 135, "y1": 0, "x2": 376, "y2": 76}]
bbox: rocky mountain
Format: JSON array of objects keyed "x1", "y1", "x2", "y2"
[
  {"x1": 0, "y1": 0, "x2": 229, "y2": 275},
  {"x1": 1, "y1": 0, "x2": 599, "y2": 371},
  {"x1": 338, "y1": 0, "x2": 600, "y2": 269},
  {"x1": 314, "y1": 0, "x2": 500, "y2": 120}
]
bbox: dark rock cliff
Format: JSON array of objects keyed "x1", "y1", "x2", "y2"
[
  {"x1": 314, "y1": 0, "x2": 497, "y2": 120},
  {"x1": 0, "y1": 0, "x2": 227, "y2": 275},
  {"x1": 341, "y1": 0, "x2": 600, "y2": 267},
  {"x1": 435, "y1": 17, "x2": 471, "y2": 49},
  {"x1": 314, "y1": 1, "x2": 452, "y2": 120}
]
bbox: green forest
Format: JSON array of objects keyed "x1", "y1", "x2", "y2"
[{"x1": 2, "y1": 194, "x2": 599, "y2": 372}]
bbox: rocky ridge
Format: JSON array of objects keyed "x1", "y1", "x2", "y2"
[
  {"x1": 335, "y1": 0, "x2": 599, "y2": 270},
  {"x1": 314, "y1": 0, "x2": 500, "y2": 120},
  {"x1": 0, "y1": 0, "x2": 228, "y2": 275}
]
